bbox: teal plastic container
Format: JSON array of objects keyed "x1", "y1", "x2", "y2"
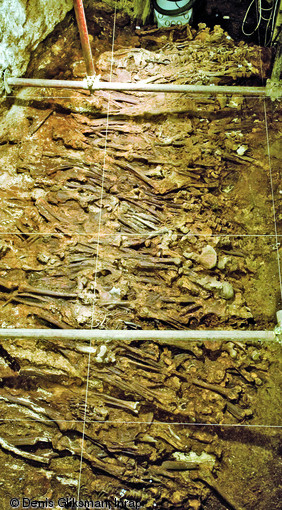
[{"x1": 154, "y1": 0, "x2": 193, "y2": 27}]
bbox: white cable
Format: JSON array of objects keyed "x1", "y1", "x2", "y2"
[
  {"x1": 242, "y1": 0, "x2": 262, "y2": 36},
  {"x1": 264, "y1": 11, "x2": 273, "y2": 45},
  {"x1": 242, "y1": 0, "x2": 278, "y2": 45}
]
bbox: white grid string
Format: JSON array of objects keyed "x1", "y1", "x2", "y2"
[
  {"x1": 263, "y1": 100, "x2": 282, "y2": 299},
  {"x1": 70, "y1": 12, "x2": 282, "y2": 489},
  {"x1": 76, "y1": 4, "x2": 117, "y2": 500},
  {"x1": 0, "y1": 418, "x2": 281, "y2": 428},
  {"x1": 0, "y1": 232, "x2": 281, "y2": 237},
  {"x1": 255, "y1": 1, "x2": 282, "y2": 300}
]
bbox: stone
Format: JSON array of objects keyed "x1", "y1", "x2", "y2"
[
  {"x1": 198, "y1": 245, "x2": 217, "y2": 269},
  {"x1": 173, "y1": 450, "x2": 215, "y2": 466},
  {"x1": 0, "y1": 241, "x2": 10, "y2": 258},
  {"x1": 220, "y1": 281, "x2": 234, "y2": 300},
  {"x1": 183, "y1": 251, "x2": 194, "y2": 259},
  {"x1": 224, "y1": 342, "x2": 237, "y2": 358},
  {"x1": 251, "y1": 350, "x2": 261, "y2": 361},
  {"x1": 195, "y1": 275, "x2": 234, "y2": 300},
  {"x1": 183, "y1": 260, "x2": 193, "y2": 271},
  {"x1": 237, "y1": 144, "x2": 248, "y2": 155},
  {"x1": 37, "y1": 253, "x2": 50, "y2": 264},
  {"x1": 217, "y1": 256, "x2": 229, "y2": 270}
]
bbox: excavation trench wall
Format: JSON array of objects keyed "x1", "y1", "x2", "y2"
[{"x1": 0, "y1": 0, "x2": 73, "y2": 94}]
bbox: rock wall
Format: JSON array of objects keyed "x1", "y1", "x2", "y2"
[{"x1": 0, "y1": 0, "x2": 73, "y2": 93}]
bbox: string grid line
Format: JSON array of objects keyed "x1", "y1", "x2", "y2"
[
  {"x1": 0, "y1": 418, "x2": 281, "y2": 428},
  {"x1": 255, "y1": 0, "x2": 282, "y2": 300},
  {"x1": 76, "y1": 4, "x2": 117, "y2": 500},
  {"x1": 263, "y1": 100, "x2": 282, "y2": 299},
  {"x1": 0, "y1": 233, "x2": 281, "y2": 237},
  {"x1": 72, "y1": 5, "x2": 282, "y2": 492}
]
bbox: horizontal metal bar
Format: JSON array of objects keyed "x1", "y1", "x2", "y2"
[
  {"x1": 0, "y1": 329, "x2": 276, "y2": 342},
  {"x1": 6, "y1": 77, "x2": 269, "y2": 96}
]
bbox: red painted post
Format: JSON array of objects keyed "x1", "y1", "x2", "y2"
[{"x1": 73, "y1": 0, "x2": 96, "y2": 76}]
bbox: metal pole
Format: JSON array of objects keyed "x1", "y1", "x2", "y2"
[
  {"x1": 73, "y1": 0, "x2": 95, "y2": 76},
  {"x1": 0, "y1": 329, "x2": 276, "y2": 342},
  {"x1": 6, "y1": 77, "x2": 270, "y2": 96}
]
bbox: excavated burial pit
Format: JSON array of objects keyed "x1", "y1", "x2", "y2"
[
  {"x1": 0, "y1": 92, "x2": 280, "y2": 330},
  {"x1": 0, "y1": 21, "x2": 281, "y2": 510}
]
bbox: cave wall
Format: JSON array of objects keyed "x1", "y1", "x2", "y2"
[{"x1": 0, "y1": 0, "x2": 73, "y2": 93}]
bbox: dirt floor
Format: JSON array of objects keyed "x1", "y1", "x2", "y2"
[{"x1": 0, "y1": 8, "x2": 281, "y2": 510}]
